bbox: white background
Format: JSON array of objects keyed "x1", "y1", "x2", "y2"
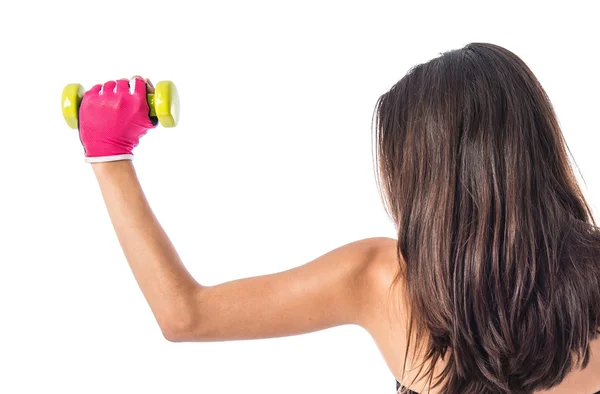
[{"x1": 1, "y1": 1, "x2": 599, "y2": 393}]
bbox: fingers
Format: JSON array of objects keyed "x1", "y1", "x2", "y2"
[
  {"x1": 146, "y1": 79, "x2": 155, "y2": 94},
  {"x1": 102, "y1": 80, "x2": 117, "y2": 94},
  {"x1": 132, "y1": 77, "x2": 146, "y2": 94},
  {"x1": 116, "y1": 79, "x2": 130, "y2": 93},
  {"x1": 89, "y1": 77, "x2": 153, "y2": 96},
  {"x1": 132, "y1": 75, "x2": 155, "y2": 94},
  {"x1": 87, "y1": 84, "x2": 103, "y2": 95},
  {"x1": 130, "y1": 76, "x2": 150, "y2": 95}
]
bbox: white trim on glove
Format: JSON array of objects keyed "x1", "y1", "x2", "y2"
[{"x1": 85, "y1": 154, "x2": 134, "y2": 163}]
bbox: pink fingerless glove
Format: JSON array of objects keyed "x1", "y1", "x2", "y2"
[{"x1": 79, "y1": 78, "x2": 156, "y2": 163}]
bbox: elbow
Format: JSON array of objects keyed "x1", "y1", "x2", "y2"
[
  {"x1": 160, "y1": 285, "x2": 209, "y2": 342},
  {"x1": 162, "y1": 330, "x2": 189, "y2": 343},
  {"x1": 160, "y1": 291, "x2": 206, "y2": 342},
  {"x1": 161, "y1": 313, "x2": 197, "y2": 342}
]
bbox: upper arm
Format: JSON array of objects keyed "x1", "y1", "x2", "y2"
[{"x1": 170, "y1": 237, "x2": 399, "y2": 342}]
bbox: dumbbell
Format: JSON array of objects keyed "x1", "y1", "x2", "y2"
[{"x1": 61, "y1": 80, "x2": 180, "y2": 129}]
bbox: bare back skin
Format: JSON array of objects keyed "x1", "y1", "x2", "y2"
[{"x1": 368, "y1": 239, "x2": 600, "y2": 394}]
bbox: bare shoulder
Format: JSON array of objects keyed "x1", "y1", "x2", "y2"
[
  {"x1": 351, "y1": 237, "x2": 403, "y2": 331},
  {"x1": 358, "y1": 236, "x2": 400, "y2": 286}
]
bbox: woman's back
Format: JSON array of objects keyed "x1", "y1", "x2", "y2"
[
  {"x1": 370, "y1": 42, "x2": 600, "y2": 393},
  {"x1": 365, "y1": 239, "x2": 600, "y2": 394},
  {"x1": 393, "y1": 335, "x2": 600, "y2": 394}
]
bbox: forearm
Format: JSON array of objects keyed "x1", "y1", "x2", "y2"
[{"x1": 91, "y1": 160, "x2": 200, "y2": 336}]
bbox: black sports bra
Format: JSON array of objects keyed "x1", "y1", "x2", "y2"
[
  {"x1": 396, "y1": 380, "x2": 418, "y2": 393},
  {"x1": 395, "y1": 380, "x2": 600, "y2": 393}
]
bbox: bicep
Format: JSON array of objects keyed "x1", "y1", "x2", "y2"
[{"x1": 180, "y1": 237, "x2": 395, "y2": 342}]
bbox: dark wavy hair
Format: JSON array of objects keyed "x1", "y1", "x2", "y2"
[{"x1": 373, "y1": 42, "x2": 600, "y2": 393}]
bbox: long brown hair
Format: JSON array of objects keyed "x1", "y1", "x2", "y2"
[{"x1": 373, "y1": 43, "x2": 600, "y2": 393}]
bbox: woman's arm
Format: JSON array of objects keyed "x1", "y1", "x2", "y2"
[
  {"x1": 91, "y1": 160, "x2": 399, "y2": 342},
  {"x1": 92, "y1": 160, "x2": 200, "y2": 336}
]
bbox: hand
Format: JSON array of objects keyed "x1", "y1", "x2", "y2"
[{"x1": 79, "y1": 76, "x2": 156, "y2": 163}]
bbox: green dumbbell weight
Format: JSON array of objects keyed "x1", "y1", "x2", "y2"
[{"x1": 61, "y1": 80, "x2": 180, "y2": 129}]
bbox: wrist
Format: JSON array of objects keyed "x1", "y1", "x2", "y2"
[{"x1": 91, "y1": 160, "x2": 135, "y2": 177}]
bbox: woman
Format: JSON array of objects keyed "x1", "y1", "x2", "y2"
[{"x1": 77, "y1": 42, "x2": 600, "y2": 393}]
